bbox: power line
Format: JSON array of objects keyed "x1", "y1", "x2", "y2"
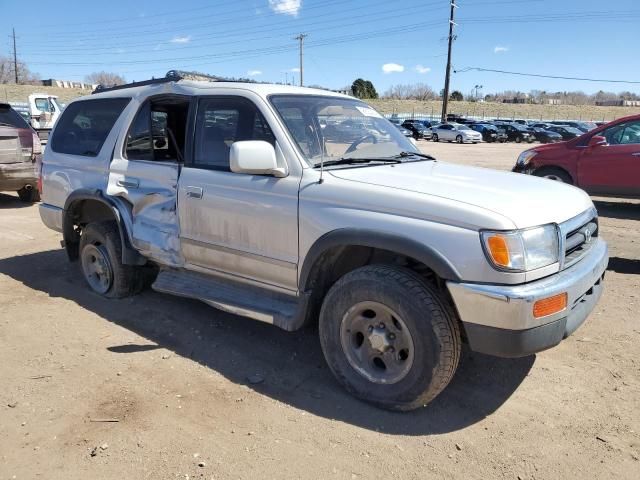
[{"x1": 455, "y1": 67, "x2": 640, "y2": 84}]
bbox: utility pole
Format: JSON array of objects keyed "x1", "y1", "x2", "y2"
[
  {"x1": 12, "y1": 28, "x2": 19, "y2": 84},
  {"x1": 474, "y1": 84, "x2": 483, "y2": 101},
  {"x1": 294, "y1": 33, "x2": 307, "y2": 86},
  {"x1": 440, "y1": 1, "x2": 457, "y2": 122}
]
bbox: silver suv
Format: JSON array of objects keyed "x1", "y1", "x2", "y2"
[{"x1": 38, "y1": 72, "x2": 608, "y2": 411}]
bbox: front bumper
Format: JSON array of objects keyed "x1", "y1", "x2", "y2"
[
  {"x1": 0, "y1": 161, "x2": 38, "y2": 191},
  {"x1": 447, "y1": 238, "x2": 608, "y2": 357}
]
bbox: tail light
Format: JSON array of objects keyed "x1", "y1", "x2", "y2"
[
  {"x1": 32, "y1": 131, "x2": 42, "y2": 158},
  {"x1": 32, "y1": 131, "x2": 43, "y2": 194}
]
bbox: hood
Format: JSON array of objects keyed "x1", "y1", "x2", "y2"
[{"x1": 329, "y1": 161, "x2": 593, "y2": 229}]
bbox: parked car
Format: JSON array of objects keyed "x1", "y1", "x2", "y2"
[
  {"x1": 529, "y1": 127, "x2": 563, "y2": 144},
  {"x1": 395, "y1": 124, "x2": 414, "y2": 138},
  {"x1": 499, "y1": 123, "x2": 534, "y2": 143},
  {"x1": 9, "y1": 93, "x2": 64, "y2": 144},
  {"x1": 468, "y1": 123, "x2": 506, "y2": 142},
  {"x1": 38, "y1": 71, "x2": 608, "y2": 411},
  {"x1": 431, "y1": 123, "x2": 482, "y2": 143},
  {"x1": 513, "y1": 114, "x2": 640, "y2": 197},
  {"x1": 0, "y1": 103, "x2": 41, "y2": 202},
  {"x1": 401, "y1": 120, "x2": 432, "y2": 140},
  {"x1": 546, "y1": 125, "x2": 583, "y2": 140},
  {"x1": 548, "y1": 120, "x2": 597, "y2": 133}
]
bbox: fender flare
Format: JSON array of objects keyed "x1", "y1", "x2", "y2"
[
  {"x1": 299, "y1": 228, "x2": 461, "y2": 290},
  {"x1": 62, "y1": 189, "x2": 145, "y2": 265}
]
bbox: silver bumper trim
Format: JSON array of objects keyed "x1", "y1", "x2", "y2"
[
  {"x1": 447, "y1": 238, "x2": 608, "y2": 330},
  {"x1": 39, "y1": 203, "x2": 64, "y2": 233}
]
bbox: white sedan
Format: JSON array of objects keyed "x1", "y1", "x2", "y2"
[{"x1": 431, "y1": 123, "x2": 483, "y2": 143}]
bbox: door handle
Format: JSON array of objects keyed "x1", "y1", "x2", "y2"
[
  {"x1": 116, "y1": 178, "x2": 139, "y2": 189},
  {"x1": 185, "y1": 186, "x2": 203, "y2": 199},
  {"x1": 631, "y1": 152, "x2": 640, "y2": 157}
]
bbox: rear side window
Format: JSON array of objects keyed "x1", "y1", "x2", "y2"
[
  {"x1": 51, "y1": 98, "x2": 130, "y2": 157},
  {"x1": 0, "y1": 105, "x2": 29, "y2": 129}
]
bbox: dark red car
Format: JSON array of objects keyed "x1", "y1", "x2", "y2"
[
  {"x1": 513, "y1": 114, "x2": 640, "y2": 197},
  {"x1": 0, "y1": 103, "x2": 41, "y2": 202}
]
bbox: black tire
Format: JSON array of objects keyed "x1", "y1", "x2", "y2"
[
  {"x1": 319, "y1": 265, "x2": 461, "y2": 411},
  {"x1": 533, "y1": 167, "x2": 573, "y2": 184},
  {"x1": 456, "y1": 135, "x2": 463, "y2": 144},
  {"x1": 17, "y1": 186, "x2": 40, "y2": 203},
  {"x1": 432, "y1": 134, "x2": 438, "y2": 142},
  {"x1": 79, "y1": 221, "x2": 145, "y2": 298},
  {"x1": 515, "y1": 136, "x2": 522, "y2": 143}
]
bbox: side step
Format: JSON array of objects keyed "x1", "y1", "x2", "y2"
[{"x1": 151, "y1": 268, "x2": 308, "y2": 331}]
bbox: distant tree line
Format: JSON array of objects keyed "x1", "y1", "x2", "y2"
[
  {"x1": 0, "y1": 55, "x2": 40, "y2": 84},
  {"x1": 484, "y1": 89, "x2": 640, "y2": 105}
]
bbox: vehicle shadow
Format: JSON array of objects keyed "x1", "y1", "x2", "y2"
[
  {"x1": 607, "y1": 257, "x2": 640, "y2": 275},
  {"x1": 0, "y1": 249, "x2": 534, "y2": 435},
  {"x1": 0, "y1": 192, "x2": 32, "y2": 209},
  {"x1": 593, "y1": 199, "x2": 640, "y2": 221}
]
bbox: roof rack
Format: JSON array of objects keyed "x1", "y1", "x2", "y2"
[{"x1": 91, "y1": 69, "x2": 222, "y2": 94}]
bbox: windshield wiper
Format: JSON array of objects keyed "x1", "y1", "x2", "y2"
[
  {"x1": 313, "y1": 157, "x2": 402, "y2": 168},
  {"x1": 391, "y1": 151, "x2": 436, "y2": 160}
]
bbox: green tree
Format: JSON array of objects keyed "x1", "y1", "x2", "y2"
[
  {"x1": 351, "y1": 78, "x2": 378, "y2": 99},
  {"x1": 450, "y1": 90, "x2": 464, "y2": 101}
]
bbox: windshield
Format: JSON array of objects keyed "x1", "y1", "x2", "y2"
[
  {"x1": 270, "y1": 95, "x2": 418, "y2": 165},
  {"x1": 457, "y1": 125, "x2": 472, "y2": 131}
]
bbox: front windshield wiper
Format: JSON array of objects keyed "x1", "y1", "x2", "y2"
[
  {"x1": 313, "y1": 157, "x2": 402, "y2": 168},
  {"x1": 391, "y1": 151, "x2": 436, "y2": 161}
]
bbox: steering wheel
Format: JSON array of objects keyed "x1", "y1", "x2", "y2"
[{"x1": 345, "y1": 134, "x2": 377, "y2": 154}]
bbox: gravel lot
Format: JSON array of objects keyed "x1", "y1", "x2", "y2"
[{"x1": 1, "y1": 141, "x2": 638, "y2": 479}]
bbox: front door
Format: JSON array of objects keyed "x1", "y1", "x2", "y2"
[
  {"x1": 578, "y1": 119, "x2": 640, "y2": 196},
  {"x1": 106, "y1": 95, "x2": 191, "y2": 266},
  {"x1": 177, "y1": 95, "x2": 300, "y2": 292}
]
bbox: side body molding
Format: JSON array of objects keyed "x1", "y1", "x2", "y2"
[
  {"x1": 299, "y1": 228, "x2": 462, "y2": 290},
  {"x1": 62, "y1": 189, "x2": 145, "y2": 265}
]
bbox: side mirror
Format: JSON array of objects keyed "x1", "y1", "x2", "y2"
[
  {"x1": 588, "y1": 135, "x2": 607, "y2": 148},
  {"x1": 230, "y1": 140, "x2": 286, "y2": 177}
]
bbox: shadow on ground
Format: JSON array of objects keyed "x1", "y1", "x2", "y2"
[
  {"x1": 0, "y1": 249, "x2": 534, "y2": 435},
  {"x1": 0, "y1": 192, "x2": 32, "y2": 209},
  {"x1": 593, "y1": 199, "x2": 640, "y2": 221},
  {"x1": 607, "y1": 257, "x2": 640, "y2": 275}
]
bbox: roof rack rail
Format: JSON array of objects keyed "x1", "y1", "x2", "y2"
[{"x1": 92, "y1": 69, "x2": 223, "y2": 94}]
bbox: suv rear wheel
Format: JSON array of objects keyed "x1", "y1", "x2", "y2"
[
  {"x1": 319, "y1": 265, "x2": 461, "y2": 411},
  {"x1": 79, "y1": 221, "x2": 146, "y2": 298}
]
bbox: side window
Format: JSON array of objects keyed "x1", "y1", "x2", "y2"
[
  {"x1": 50, "y1": 98, "x2": 130, "y2": 157},
  {"x1": 603, "y1": 121, "x2": 640, "y2": 145},
  {"x1": 193, "y1": 97, "x2": 275, "y2": 170},
  {"x1": 34, "y1": 98, "x2": 51, "y2": 112},
  {"x1": 125, "y1": 97, "x2": 190, "y2": 161}
]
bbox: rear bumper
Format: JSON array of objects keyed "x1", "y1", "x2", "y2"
[
  {"x1": 0, "y1": 162, "x2": 37, "y2": 191},
  {"x1": 39, "y1": 203, "x2": 64, "y2": 232},
  {"x1": 447, "y1": 238, "x2": 608, "y2": 357}
]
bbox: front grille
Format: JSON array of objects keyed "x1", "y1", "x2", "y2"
[{"x1": 560, "y1": 210, "x2": 598, "y2": 269}]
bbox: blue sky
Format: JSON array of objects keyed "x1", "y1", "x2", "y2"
[{"x1": 2, "y1": 0, "x2": 639, "y2": 95}]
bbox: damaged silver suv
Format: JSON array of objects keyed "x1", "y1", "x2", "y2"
[{"x1": 39, "y1": 71, "x2": 608, "y2": 410}]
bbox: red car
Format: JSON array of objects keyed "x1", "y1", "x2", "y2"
[
  {"x1": 0, "y1": 103, "x2": 41, "y2": 202},
  {"x1": 513, "y1": 114, "x2": 640, "y2": 197}
]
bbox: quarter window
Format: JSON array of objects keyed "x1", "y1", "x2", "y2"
[
  {"x1": 50, "y1": 98, "x2": 130, "y2": 157},
  {"x1": 602, "y1": 121, "x2": 640, "y2": 145}
]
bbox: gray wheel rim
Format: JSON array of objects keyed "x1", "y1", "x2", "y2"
[
  {"x1": 456, "y1": 135, "x2": 462, "y2": 143},
  {"x1": 340, "y1": 301, "x2": 415, "y2": 385},
  {"x1": 544, "y1": 174, "x2": 564, "y2": 182},
  {"x1": 81, "y1": 243, "x2": 113, "y2": 294}
]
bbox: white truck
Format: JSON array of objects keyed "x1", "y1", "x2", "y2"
[{"x1": 10, "y1": 93, "x2": 64, "y2": 143}]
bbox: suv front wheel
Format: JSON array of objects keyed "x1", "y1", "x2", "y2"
[
  {"x1": 79, "y1": 221, "x2": 146, "y2": 298},
  {"x1": 319, "y1": 265, "x2": 461, "y2": 411}
]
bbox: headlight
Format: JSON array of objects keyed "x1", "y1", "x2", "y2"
[
  {"x1": 481, "y1": 224, "x2": 559, "y2": 272},
  {"x1": 516, "y1": 150, "x2": 537, "y2": 167}
]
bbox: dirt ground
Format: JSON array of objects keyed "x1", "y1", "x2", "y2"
[{"x1": 1, "y1": 142, "x2": 639, "y2": 480}]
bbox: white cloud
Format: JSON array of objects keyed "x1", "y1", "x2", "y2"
[
  {"x1": 269, "y1": 0, "x2": 302, "y2": 16},
  {"x1": 382, "y1": 63, "x2": 404, "y2": 74},
  {"x1": 494, "y1": 46, "x2": 509, "y2": 53},
  {"x1": 415, "y1": 64, "x2": 431, "y2": 74},
  {"x1": 247, "y1": 70, "x2": 263, "y2": 76},
  {"x1": 171, "y1": 35, "x2": 192, "y2": 44}
]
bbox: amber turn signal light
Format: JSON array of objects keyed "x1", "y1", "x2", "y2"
[
  {"x1": 486, "y1": 235, "x2": 510, "y2": 267},
  {"x1": 533, "y1": 293, "x2": 567, "y2": 318}
]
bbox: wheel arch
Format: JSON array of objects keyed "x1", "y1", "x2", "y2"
[
  {"x1": 62, "y1": 189, "x2": 145, "y2": 265},
  {"x1": 533, "y1": 165, "x2": 574, "y2": 184}
]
